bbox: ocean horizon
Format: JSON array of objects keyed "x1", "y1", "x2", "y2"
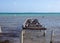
[{"x1": 0, "y1": 13, "x2": 60, "y2": 16}]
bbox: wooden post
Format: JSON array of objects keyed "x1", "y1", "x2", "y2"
[
  {"x1": 22, "y1": 30, "x2": 23, "y2": 43},
  {"x1": 50, "y1": 30, "x2": 54, "y2": 43},
  {"x1": 21, "y1": 30, "x2": 23, "y2": 43},
  {"x1": 43, "y1": 30, "x2": 46, "y2": 37},
  {"x1": 0, "y1": 26, "x2": 2, "y2": 33}
]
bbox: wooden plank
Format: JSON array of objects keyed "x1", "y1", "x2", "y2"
[{"x1": 23, "y1": 27, "x2": 46, "y2": 30}]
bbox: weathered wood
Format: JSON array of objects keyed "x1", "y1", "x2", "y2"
[
  {"x1": 23, "y1": 27, "x2": 46, "y2": 30},
  {"x1": 50, "y1": 30, "x2": 54, "y2": 43},
  {"x1": 21, "y1": 30, "x2": 23, "y2": 43},
  {"x1": 22, "y1": 19, "x2": 47, "y2": 30},
  {"x1": 43, "y1": 30, "x2": 46, "y2": 37}
]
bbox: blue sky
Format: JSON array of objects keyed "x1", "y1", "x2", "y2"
[{"x1": 0, "y1": 0, "x2": 60, "y2": 12}]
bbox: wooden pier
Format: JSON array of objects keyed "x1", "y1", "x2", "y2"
[{"x1": 21, "y1": 19, "x2": 47, "y2": 43}]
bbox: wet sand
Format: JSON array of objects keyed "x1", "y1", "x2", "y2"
[
  {"x1": 23, "y1": 30, "x2": 60, "y2": 43},
  {"x1": 0, "y1": 37, "x2": 20, "y2": 43},
  {"x1": 0, "y1": 16, "x2": 60, "y2": 43}
]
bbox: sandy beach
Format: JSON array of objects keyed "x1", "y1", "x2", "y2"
[
  {"x1": 23, "y1": 29, "x2": 60, "y2": 43},
  {"x1": 0, "y1": 16, "x2": 60, "y2": 43}
]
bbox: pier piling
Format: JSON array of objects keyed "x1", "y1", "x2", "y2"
[{"x1": 50, "y1": 30, "x2": 54, "y2": 43}]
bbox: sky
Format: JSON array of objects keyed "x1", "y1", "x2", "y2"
[{"x1": 0, "y1": 0, "x2": 60, "y2": 12}]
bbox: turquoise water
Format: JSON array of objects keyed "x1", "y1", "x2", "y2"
[{"x1": 0, "y1": 13, "x2": 60, "y2": 16}]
